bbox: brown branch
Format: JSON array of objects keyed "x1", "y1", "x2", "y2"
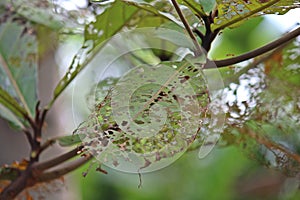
[
  {"x1": 29, "y1": 102, "x2": 49, "y2": 162},
  {"x1": 193, "y1": 28, "x2": 204, "y2": 40},
  {"x1": 0, "y1": 169, "x2": 32, "y2": 200},
  {"x1": 206, "y1": 26, "x2": 300, "y2": 68},
  {"x1": 34, "y1": 146, "x2": 84, "y2": 171},
  {"x1": 244, "y1": 128, "x2": 300, "y2": 164},
  {"x1": 220, "y1": 41, "x2": 290, "y2": 86},
  {"x1": 0, "y1": 146, "x2": 86, "y2": 200},
  {"x1": 23, "y1": 129, "x2": 34, "y2": 148},
  {"x1": 29, "y1": 102, "x2": 42, "y2": 162},
  {"x1": 38, "y1": 139, "x2": 56, "y2": 154},
  {"x1": 201, "y1": 14, "x2": 219, "y2": 52},
  {"x1": 36, "y1": 155, "x2": 92, "y2": 183},
  {"x1": 170, "y1": 0, "x2": 203, "y2": 56}
]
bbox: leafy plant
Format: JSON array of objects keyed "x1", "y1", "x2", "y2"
[{"x1": 0, "y1": 0, "x2": 300, "y2": 199}]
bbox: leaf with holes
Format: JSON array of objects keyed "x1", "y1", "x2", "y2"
[
  {"x1": 212, "y1": 0, "x2": 300, "y2": 31},
  {"x1": 74, "y1": 61, "x2": 210, "y2": 172}
]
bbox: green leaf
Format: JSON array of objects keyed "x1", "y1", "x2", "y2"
[
  {"x1": 50, "y1": 0, "x2": 138, "y2": 108},
  {"x1": 198, "y1": 0, "x2": 216, "y2": 13},
  {"x1": 58, "y1": 134, "x2": 85, "y2": 147},
  {"x1": 0, "y1": 86, "x2": 27, "y2": 128},
  {"x1": 178, "y1": 0, "x2": 216, "y2": 16},
  {"x1": 212, "y1": 0, "x2": 299, "y2": 31},
  {"x1": 123, "y1": 0, "x2": 184, "y2": 27},
  {"x1": 12, "y1": 0, "x2": 66, "y2": 30},
  {"x1": 0, "y1": 10, "x2": 38, "y2": 123}
]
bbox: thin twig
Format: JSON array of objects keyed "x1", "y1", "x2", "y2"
[
  {"x1": 244, "y1": 128, "x2": 300, "y2": 164},
  {"x1": 170, "y1": 0, "x2": 203, "y2": 56},
  {"x1": 23, "y1": 129, "x2": 34, "y2": 148},
  {"x1": 40, "y1": 108, "x2": 49, "y2": 127},
  {"x1": 36, "y1": 155, "x2": 92, "y2": 183},
  {"x1": 38, "y1": 139, "x2": 56, "y2": 154},
  {"x1": 34, "y1": 146, "x2": 84, "y2": 171},
  {"x1": 222, "y1": 41, "x2": 290, "y2": 85},
  {"x1": 193, "y1": 28, "x2": 204, "y2": 40},
  {"x1": 201, "y1": 14, "x2": 219, "y2": 52},
  {"x1": 206, "y1": 26, "x2": 300, "y2": 68}
]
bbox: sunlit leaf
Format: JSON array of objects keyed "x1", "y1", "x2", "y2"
[
  {"x1": 123, "y1": 0, "x2": 201, "y2": 31},
  {"x1": 123, "y1": 0, "x2": 184, "y2": 27},
  {"x1": 50, "y1": 0, "x2": 138, "y2": 108},
  {"x1": 212, "y1": 0, "x2": 300, "y2": 31},
  {"x1": 178, "y1": 0, "x2": 216, "y2": 16},
  {"x1": 12, "y1": 0, "x2": 75, "y2": 30},
  {"x1": 0, "y1": 8, "x2": 38, "y2": 123}
]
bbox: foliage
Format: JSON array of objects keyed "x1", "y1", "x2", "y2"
[{"x1": 0, "y1": 0, "x2": 299, "y2": 199}]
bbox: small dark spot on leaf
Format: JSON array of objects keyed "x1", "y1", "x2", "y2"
[
  {"x1": 134, "y1": 120, "x2": 144, "y2": 124},
  {"x1": 113, "y1": 160, "x2": 119, "y2": 167},
  {"x1": 172, "y1": 95, "x2": 178, "y2": 101}
]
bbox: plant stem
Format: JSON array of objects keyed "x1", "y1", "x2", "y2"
[
  {"x1": 37, "y1": 155, "x2": 92, "y2": 183},
  {"x1": 170, "y1": 0, "x2": 203, "y2": 56},
  {"x1": 34, "y1": 146, "x2": 84, "y2": 171},
  {"x1": 0, "y1": 146, "x2": 86, "y2": 200},
  {"x1": 243, "y1": 128, "x2": 300, "y2": 164},
  {"x1": 200, "y1": 10, "x2": 221, "y2": 53},
  {"x1": 206, "y1": 26, "x2": 300, "y2": 68},
  {"x1": 193, "y1": 28, "x2": 204, "y2": 40}
]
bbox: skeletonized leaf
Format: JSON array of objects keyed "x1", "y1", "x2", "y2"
[{"x1": 74, "y1": 61, "x2": 210, "y2": 172}]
